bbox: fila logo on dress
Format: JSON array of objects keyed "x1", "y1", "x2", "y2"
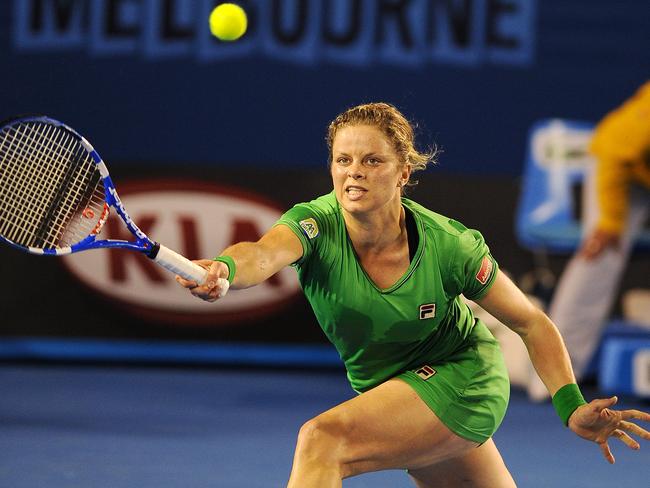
[
  {"x1": 419, "y1": 303, "x2": 436, "y2": 320},
  {"x1": 414, "y1": 365, "x2": 436, "y2": 380}
]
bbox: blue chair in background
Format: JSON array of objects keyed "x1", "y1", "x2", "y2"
[{"x1": 516, "y1": 118, "x2": 650, "y2": 253}]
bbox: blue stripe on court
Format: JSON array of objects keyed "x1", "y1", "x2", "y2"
[{"x1": 0, "y1": 337, "x2": 342, "y2": 367}]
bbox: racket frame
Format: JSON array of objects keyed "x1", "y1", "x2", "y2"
[
  {"x1": 0, "y1": 116, "x2": 153, "y2": 256},
  {"x1": 0, "y1": 116, "x2": 222, "y2": 289}
]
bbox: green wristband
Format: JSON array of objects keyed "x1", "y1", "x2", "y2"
[
  {"x1": 213, "y1": 255, "x2": 236, "y2": 284},
  {"x1": 552, "y1": 383, "x2": 587, "y2": 426}
]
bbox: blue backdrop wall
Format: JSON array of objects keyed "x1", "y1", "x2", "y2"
[{"x1": 1, "y1": 0, "x2": 648, "y2": 175}]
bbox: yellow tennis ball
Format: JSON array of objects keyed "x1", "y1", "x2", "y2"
[{"x1": 209, "y1": 3, "x2": 248, "y2": 41}]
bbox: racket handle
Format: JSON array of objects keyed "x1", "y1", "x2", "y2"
[{"x1": 151, "y1": 243, "x2": 230, "y2": 297}]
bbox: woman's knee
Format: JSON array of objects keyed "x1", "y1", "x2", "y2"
[{"x1": 295, "y1": 413, "x2": 351, "y2": 464}]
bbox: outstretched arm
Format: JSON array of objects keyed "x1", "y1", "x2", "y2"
[
  {"x1": 475, "y1": 270, "x2": 650, "y2": 463},
  {"x1": 176, "y1": 223, "x2": 303, "y2": 301}
]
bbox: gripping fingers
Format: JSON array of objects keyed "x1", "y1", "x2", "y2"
[
  {"x1": 190, "y1": 286, "x2": 215, "y2": 302},
  {"x1": 189, "y1": 278, "x2": 229, "y2": 302},
  {"x1": 209, "y1": 278, "x2": 230, "y2": 299},
  {"x1": 175, "y1": 260, "x2": 229, "y2": 301},
  {"x1": 175, "y1": 275, "x2": 198, "y2": 289}
]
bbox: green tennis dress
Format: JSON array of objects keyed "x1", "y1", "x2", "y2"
[{"x1": 276, "y1": 192, "x2": 509, "y2": 443}]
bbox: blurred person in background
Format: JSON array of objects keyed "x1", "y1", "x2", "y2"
[{"x1": 529, "y1": 82, "x2": 650, "y2": 401}]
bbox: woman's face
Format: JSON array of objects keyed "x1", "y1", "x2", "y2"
[{"x1": 330, "y1": 124, "x2": 410, "y2": 217}]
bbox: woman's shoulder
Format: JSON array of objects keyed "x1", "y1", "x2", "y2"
[{"x1": 278, "y1": 192, "x2": 341, "y2": 244}]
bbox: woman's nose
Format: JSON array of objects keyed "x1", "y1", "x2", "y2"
[{"x1": 347, "y1": 161, "x2": 364, "y2": 180}]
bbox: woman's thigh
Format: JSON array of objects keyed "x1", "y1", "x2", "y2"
[
  {"x1": 308, "y1": 377, "x2": 479, "y2": 478},
  {"x1": 408, "y1": 439, "x2": 517, "y2": 488}
]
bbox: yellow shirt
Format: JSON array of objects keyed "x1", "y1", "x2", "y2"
[{"x1": 590, "y1": 81, "x2": 650, "y2": 234}]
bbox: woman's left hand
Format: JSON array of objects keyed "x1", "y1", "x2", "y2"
[{"x1": 568, "y1": 396, "x2": 650, "y2": 463}]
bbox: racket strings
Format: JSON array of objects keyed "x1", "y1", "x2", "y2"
[
  {"x1": 30, "y1": 127, "x2": 105, "y2": 247},
  {"x1": 6, "y1": 124, "x2": 80, "y2": 246},
  {"x1": 55, "y1": 167, "x2": 106, "y2": 247},
  {"x1": 0, "y1": 123, "x2": 60, "y2": 243},
  {"x1": 38, "y1": 135, "x2": 100, "y2": 247},
  {"x1": 0, "y1": 121, "x2": 105, "y2": 249},
  {"x1": 0, "y1": 123, "x2": 79, "y2": 246}
]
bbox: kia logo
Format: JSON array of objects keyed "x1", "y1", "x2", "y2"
[{"x1": 61, "y1": 179, "x2": 301, "y2": 326}]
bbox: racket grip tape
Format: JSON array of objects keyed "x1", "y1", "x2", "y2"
[
  {"x1": 149, "y1": 243, "x2": 208, "y2": 282},
  {"x1": 146, "y1": 243, "x2": 228, "y2": 296}
]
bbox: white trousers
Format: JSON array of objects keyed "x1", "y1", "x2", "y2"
[{"x1": 528, "y1": 168, "x2": 649, "y2": 400}]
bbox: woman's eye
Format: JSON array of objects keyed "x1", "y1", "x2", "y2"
[
  {"x1": 336, "y1": 157, "x2": 349, "y2": 165},
  {"x1": 366, "y1": 158, "x2": 380, "y2": 165}
]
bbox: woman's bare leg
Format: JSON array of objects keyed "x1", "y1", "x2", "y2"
[
  {"x1": 286, "y1": 378, "x2": 488, "y2": 487},
  {"x1": 409, "y1": 438, "x2": 517, "y2": 488}
]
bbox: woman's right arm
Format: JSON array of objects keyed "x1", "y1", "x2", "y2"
[{"x1": 175, "y1": 223, "x2": 303, "y2": 301}]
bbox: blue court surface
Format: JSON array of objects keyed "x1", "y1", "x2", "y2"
[{"x1": 1, "y1": 364, "x2": 648, "y2": 487}]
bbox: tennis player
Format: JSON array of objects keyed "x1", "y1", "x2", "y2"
[{"x1": 177, "y1": 103, "x2": 650, "y2": 487}]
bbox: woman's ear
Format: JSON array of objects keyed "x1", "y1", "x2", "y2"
[{"x1": 400, "y1": 164, "x2": 411, "y2": 186}]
